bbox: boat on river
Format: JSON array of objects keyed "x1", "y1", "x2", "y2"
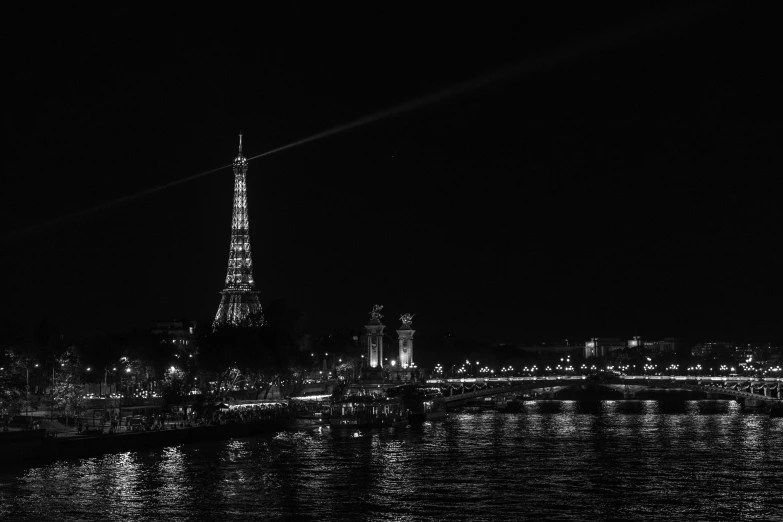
[
  {"x1": 290, "y1": 411, "x2": 327, "y2": 428},
  {"x1": 504, "y1": 400, "x2": 524, "y2": 412},
  {"x1": 495, "y1": 394, "x2": 524, "y2": 412},
  {"x1": 289, "y1": 399, "x2": 330, "y2": 428},
  {"x1": 415, "y1": 398, "x2": 447, "y2": 422},
  {"x1": 385, "y1": 384, "x2": 447, "y2": 423},
  {"x1": 329, "y1": 395, "x2": 407, "y2": 428}
]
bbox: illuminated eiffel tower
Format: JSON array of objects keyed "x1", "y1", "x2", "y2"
[{"x1": 213, "y1": 133, "x2": 265, "y2": 331}]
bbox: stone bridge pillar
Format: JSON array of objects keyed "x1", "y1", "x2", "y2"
[
  {"x1": 365, "y1": 307, "x2": 385, "y2": 369},
  {"x1": 623, "y1": 385, "x2": 635, "y2": 399},
  {"x1": 396, "y1": 314, "x2": 415, "y2": 370}
]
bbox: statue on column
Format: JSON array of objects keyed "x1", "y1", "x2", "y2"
[
  {"x1": 400, "y1": 313, "x2": 414, "y2": 328},
  {"x1": 369, "y1": 304, "x2": 384, "y2": 322}
]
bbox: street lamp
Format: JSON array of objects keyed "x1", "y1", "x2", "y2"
[{"x1": 23, "y1": 362, "x2": 38, "y2": 422}]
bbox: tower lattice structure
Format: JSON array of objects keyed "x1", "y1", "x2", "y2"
[{"x1": 213, "y1": 133, "x2": 265, "y2": 331}]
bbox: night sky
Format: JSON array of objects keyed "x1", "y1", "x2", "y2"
[{"x1": 2, "y1": 4, "x2": 780, "y2": 343}]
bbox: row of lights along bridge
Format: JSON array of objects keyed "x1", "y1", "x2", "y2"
[
  {"x1": 429, "y1": 358, "x2": 783, "y2": 379},
  {"x1": 6, "y1": 357, "x2": 782, "y2": 388}
]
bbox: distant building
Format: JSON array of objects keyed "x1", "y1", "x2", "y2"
[
  {"x1": 737, "y1": 342, "x2": 783, "y2": 362},
  {"x1": 643, "y1": 338, "x2": 682, "y2": 355},
  {"x1": 627, "y1": 336, "x2": 686, "y2": 355},
  {"x1": 691, "y1": 341, "x2": 734, "y2": 358},
  {"x1": 766, "y1": 344, "x2": 783, "y2": 362},
  {"x1": 584, "y1": 338, "x2": 625, "y2": 358},
  {"x1": 735, "y1": 344, "x2": 754, "y2": 360},
  {"x1": 151, "y1": 319, "x2": 197, "y2": 347},
  {"x1": 519, "y1": 344, "x2": 582, "y2": 358},
  {"x1": 627, "y1": 336, "x2": 642, "y2": 349}
]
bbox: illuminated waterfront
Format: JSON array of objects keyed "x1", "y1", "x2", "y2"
[{"x1": 2, "y1": 400, "x2": 783, "y2": 521}]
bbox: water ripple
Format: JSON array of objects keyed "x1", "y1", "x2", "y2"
[{"x1": 2, "y1": 400, "x2": 783, "y2": 521}]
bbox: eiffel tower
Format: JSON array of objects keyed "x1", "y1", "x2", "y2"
[{"x1": 213, "y1": 133, "x2": 265, "y2": 331}]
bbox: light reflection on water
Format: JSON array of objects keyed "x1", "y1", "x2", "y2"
[{"x1": 1, "y1": 400, "x2": 783, "y2": 521}]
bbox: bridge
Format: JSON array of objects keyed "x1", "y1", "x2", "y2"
[{"x1": 426, "y1": 375, "x2": 783, "y2": 408}]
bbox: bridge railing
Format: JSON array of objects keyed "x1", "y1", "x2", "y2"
[
  {"x1": 427, "y1": 375, "x2": 783, "y2": 384},
  {"x1": 427, "y1": 376, "x2": 588, "y2": 384},
  {"x1": 622, "y1": 375, "x2": 783, "y2": 382}
]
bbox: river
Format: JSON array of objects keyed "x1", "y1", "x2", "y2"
[{"x1": 1, "y1": 400, "x2": 782, "y2": 521}]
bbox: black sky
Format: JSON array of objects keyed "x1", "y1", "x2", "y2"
[{"x1": 2, "y1": 3, "x2": 781, "y2": 343}]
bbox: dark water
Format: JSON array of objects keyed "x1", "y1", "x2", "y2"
[{"x1": 2, "y1": 400, "x2": 783, "y2": 521}]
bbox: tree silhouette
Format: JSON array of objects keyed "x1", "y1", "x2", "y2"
[{"x1": 200, "y1": 299, "x2": 309, "y2": 399}]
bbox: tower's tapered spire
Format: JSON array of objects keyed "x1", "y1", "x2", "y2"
[
  {"x1": 233, "y1": 132, "x2": 248, "y2": 170},
  {"x1": 213, "y1": 133, "x2": 264, "y2": 331}
]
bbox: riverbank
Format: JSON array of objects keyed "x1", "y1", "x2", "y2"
[{"x1": 0, "y1": 417, "x2": 290, "y2": 466}]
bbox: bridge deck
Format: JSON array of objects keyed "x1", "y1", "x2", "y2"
[{"x1": 428, "y1": 375, "x2": 783, "y2": 404}]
